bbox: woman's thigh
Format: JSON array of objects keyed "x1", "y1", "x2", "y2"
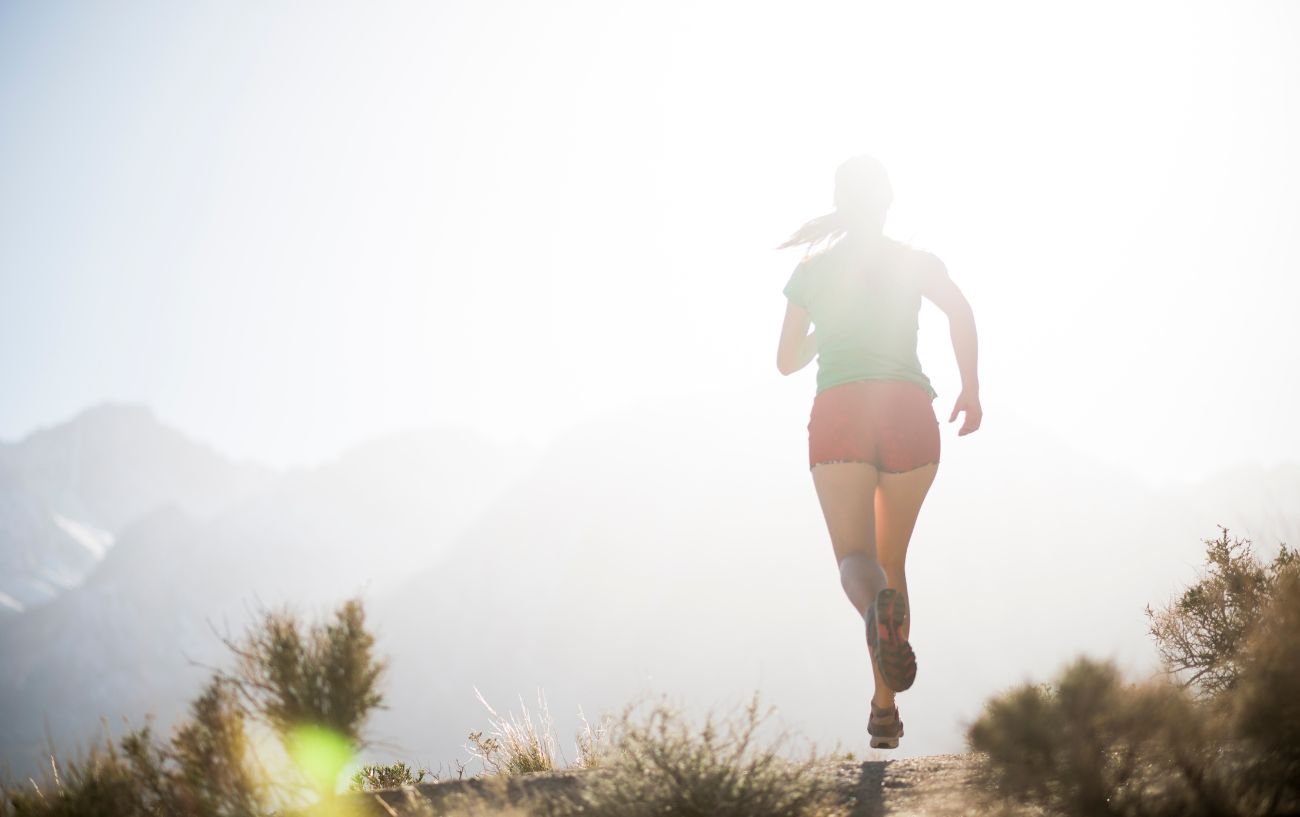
[
  {"x1": 874, "y1": 462, "x2": 939, "y2": 570},
  {"x1": 811, "y1": 461, "x2": 880, "y2": 563}
]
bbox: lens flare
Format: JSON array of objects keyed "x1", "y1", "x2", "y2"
[{"x1": 287, "y1": 724, "x2": 354, "y2": 795}]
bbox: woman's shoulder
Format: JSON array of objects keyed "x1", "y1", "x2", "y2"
[
  {"x1": 796, "y1": 234, "x2": 942, "y2": 277},
  {"x1": 885, "y1": 237, "x2": 946, "y2": 277},
  {"x1": 790, "y1": 242, "x2": 840, "y2": 280}
]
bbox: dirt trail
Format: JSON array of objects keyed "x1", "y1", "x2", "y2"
[
  {"x1": 343, "y1": 753, "x2": 991, "y2": 817},
  {"x1": 831, "y1": 753, "x2": 990, "y2": 816}
]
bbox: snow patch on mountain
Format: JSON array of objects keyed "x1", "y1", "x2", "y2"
[{"x1": 50, "y1": 514, "x2": 114, "y2": 560}]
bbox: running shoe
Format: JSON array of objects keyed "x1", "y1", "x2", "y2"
[
  {"x1": 867, "y1": 702, "x2": 904, "y2": 749},
  {"x1": 869, "y1": 588, "x2": 917, "y2": 692}
]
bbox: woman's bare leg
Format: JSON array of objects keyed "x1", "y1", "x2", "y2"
[
  {"x1": 875, "y1": 462, "x2": 939, "y2": 644},
  {"x1": 810, "y1": 462, "x2": 894, "y2": 708}
]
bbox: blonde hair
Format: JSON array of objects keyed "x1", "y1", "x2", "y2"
[{"x1": 778, "y1": 156, "x2": 894, "y2": 253}]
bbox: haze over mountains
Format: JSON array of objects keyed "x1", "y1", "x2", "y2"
[
  {"x1": 1, "y1": 398, "x2": 1296, "y2": 778},
  {"x1": 0, "y1": 404, "x2": 275, "y2": 614}
]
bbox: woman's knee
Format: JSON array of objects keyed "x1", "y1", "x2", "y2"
[{"x1": 838, "y1": 551, "x2": 886, "y2": 612}]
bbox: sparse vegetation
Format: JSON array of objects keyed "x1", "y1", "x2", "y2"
[
  {"x1": 467, "y1": 689, "x2": 562, "y2": 776},
  {"x1": 1233, "y1": 561, "x2": 1300, "y2": 810},
  {"x1": 18, "y1": 525, "x2": 1296, "y2": 817},
  {"x1": 571, "y1": 708, "x2": 610, "y2": 770},
  {"x1": 1, "y1": 598, "x2": 387, "y2": 817},
  {"x1": 465, "y1": 690, "x2": 617, "y2": 779},
  {"x1": 0, "y1": 683, "x2": 268, "y2": 817},
  {"x1": 456, "y1": 692, "x2": 845, "y2": 817},
  {"x1": 562, "y1": 694, "x2": 843, "y2": 817},
  {"x1": 347, "y1": 761, "x2": 428, "y2": 793},
  {"x1": 220, "y1": 598, "x2": 387, "y2": 749},
  {"x1": 971, "y1": 528, "x2": 1300, "y2": 817},
  {"x1": 1145, "y1": 527, "x2": 1297, "y2": 697}
]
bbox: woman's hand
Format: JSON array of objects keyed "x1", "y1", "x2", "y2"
[{"x1": 949, "y1": 389, "x2": 982, "y2": 436}]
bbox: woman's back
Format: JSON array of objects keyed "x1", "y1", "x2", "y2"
[{"x1": 783, "y1": 234, "x2": 935, "y2": 398}]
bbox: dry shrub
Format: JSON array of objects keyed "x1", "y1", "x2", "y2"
[
  {"x1": 968, "y1": 658, "x2": 1236, "y2": 817},
  {"x1": 972, "y1": 529, "x2": 1300, "y2": 817},
  {"x1": 1232, "y1": 565, "x2": 1300, "y2": 813},
  {"x1": 3, "y1": 599, "x2": 386, "y2": 817},
  {"x1": 565, "y1": 694, "x2": 844, "y2": 817},
  {"x1": 1145, "y1": 527, "x2": 1296, "y2": 697},
  {"x1": 163, "y1": 677, "x2": 265, "y2": 815},
  {"x1": 2, "y1": 678, "x2": 264, "y2": 817},
  {"x1": 222, "y1": 598, "x2": 386, "y2": 748},
  {"x1": 1, "y1": 726, "x2": 157, "y2": 817}
]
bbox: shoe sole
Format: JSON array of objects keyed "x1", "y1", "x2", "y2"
[
  {"x1": 869, "y1": 734, "x2": 901, "y2": 749},
  {"x1": 868, "y1": 707, "x2": 904, "y2": 749},
  {"x1": 873, "y1": 589, "x2": 916, "y2": 692}
]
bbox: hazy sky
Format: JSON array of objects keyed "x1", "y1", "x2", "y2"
[{"x1": 2, "y1": 0, "x2": 1298, "y2": 484}]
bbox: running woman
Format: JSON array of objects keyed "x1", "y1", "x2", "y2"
[{"x1": 776, "y1": 156, "x2": 982, "y2": 749}]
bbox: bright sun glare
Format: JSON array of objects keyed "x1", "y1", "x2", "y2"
[{"x1": 1, "y1": 0, "x2": 1296, "y2": 480}]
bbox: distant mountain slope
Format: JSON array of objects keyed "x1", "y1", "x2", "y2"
[
  {"x1": 0, "y1": 402, "x2": 276, "y2": 613},
  {"x1": 0, "y1": 420, "x2": 523, "y2": 777},
  {"x1": 0, "y1": 503, "x2": 208, "y2": 768},
  {"x1": 0, "y1": 402, "x2": 276, "y2": 530}
]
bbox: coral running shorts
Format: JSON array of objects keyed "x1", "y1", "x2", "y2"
[{"x1": 807, "y1": 379, "x2": 940, "y2": 472}]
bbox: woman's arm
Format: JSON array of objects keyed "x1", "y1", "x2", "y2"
[
  {"x1": 917, "y1": 254, "x2": 982, "y2": 435},
  {"x1": 776, "y1": 300, "x2": 817, "y2": 375}
]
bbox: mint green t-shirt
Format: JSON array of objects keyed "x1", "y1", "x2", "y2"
[{"x1": 782, "y1": 235, "x2": 937, "y2": 399}]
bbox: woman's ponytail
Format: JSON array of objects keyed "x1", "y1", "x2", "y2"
[
  {"x1": 776, "y1": 209, "x2": 851, "y2": 252},
  {"x1": 779, "y1": 155, "x2": 893, "y2": 254}
]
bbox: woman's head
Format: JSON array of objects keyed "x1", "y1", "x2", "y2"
[
  {"x1": 833, "y1": 155, "x2": 893, "y2": 220},
  {"x1": 779, "y1": 155, "x2": 893, "y2": 251}
]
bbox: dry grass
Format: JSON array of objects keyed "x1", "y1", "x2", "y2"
[
  {"x1": 562, "y1": 693, "x2": 846, "y2": 817},
  {"x1": 466, "y1": 689, "x2": 562, "y2": 776}
]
